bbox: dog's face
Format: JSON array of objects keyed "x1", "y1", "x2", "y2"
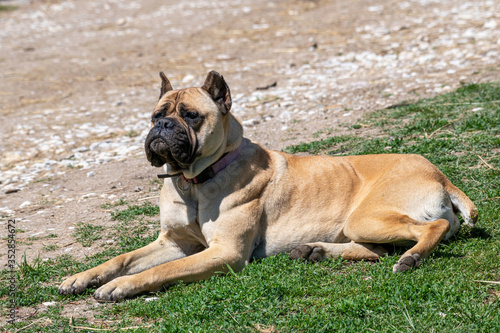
[{"x1": 145, "y1": 71, "x2": 235, "y2": 176}]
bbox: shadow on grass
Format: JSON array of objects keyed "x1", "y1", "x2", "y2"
[
  {"x1": 453, "y1": 226, "x2": 492, "y2": 241},
  {"x1": 467, "y1": 226, "x2": 492, "y2": 240},
  {"x1": 431, "y1": 250, "x2": 466, "y2": 259}
]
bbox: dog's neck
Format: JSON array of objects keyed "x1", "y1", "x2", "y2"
[
  {"x1": 182, "y1": 143, "x2": 242, "y2": 184},
  {"x1": 158, "y1": 113, "x2": 243, "y2": 182},
  {"x1": 157, "y1": 142, "x2": 242, "y2": 184}
]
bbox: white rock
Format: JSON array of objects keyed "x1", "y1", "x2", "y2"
[
  {"x1": 0, "y1": 207, "x2": 14, "y2": 215},
  {"x1": 483, "y1": 19, "x2": 497, "y2": 29},
  {"x1": 182, "y1": 74, "x2": 195, "y2": 83},
  {"x1": 116, "y1": 18, "x2": 127, "y2": 26},
  {"x1": 74, "y1": 146, "x2": 90, "y2": 153},
  {"x1": 19, "y1": 201, "x2": 31, "y2": 208},
  {"x1": 242, "y1": 118, "x2": 260, "y2": 126}
]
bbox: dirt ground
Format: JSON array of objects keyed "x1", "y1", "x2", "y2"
[{"x1": 0, "y1": 0, "x2": 499, "y2": 323}]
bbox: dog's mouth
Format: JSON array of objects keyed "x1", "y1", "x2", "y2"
[{"x1": 145, "y1": 121, "x2": 197, "y2": 169}]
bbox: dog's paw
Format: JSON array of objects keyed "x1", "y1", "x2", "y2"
[
  {"x1": 289, "y1": 245, "x2": 325, "y2": 263},
  {"x1": 289, "y1": 245, "x2": 313, "y2": 260},
  {"x1": 58, "y1": 272, "x2": 100, "y2": 295},
  {"x1": 93, "y1": 276, "x2": 140, "y2": 302},
  {"x1": 392, "y1": 253, "x2": 422, "y2": 273}
]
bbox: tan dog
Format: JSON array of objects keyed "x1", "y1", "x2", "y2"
[{"x1": 59, "y1": 71, "x2": 478, "y2": 301}]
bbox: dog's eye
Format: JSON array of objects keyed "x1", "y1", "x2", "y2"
[
  {"x1": 152, "y1": 111, "x2": 165, "y2": 121},
  {"x1": 184, "y1": 111, "x2": 199, "y2": 120}
]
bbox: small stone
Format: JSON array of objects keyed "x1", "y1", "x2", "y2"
[
  {"x1": 182, "y1": 74, "x2": 195, "y2": 83},
  {"x1": 0, "y1": 207, "x2": 14, "y2": 215},
  {"x1": 19, "y1": 201, "x2": 31, "y2": 208},
  {"x1": 216, "y1": 54, "x2": 232, "y2": 60},
  {"x1": 86, "y1": 171, "x2": 96, "y2": 177},
  {"x1": 134, "y1": 186, "x2": 142, "y2": 192},
  {"x1": 483, "y1": 19, "x2": 497, "y2": 29},
  {"x1": 74, "y1": 146, "x2": 90, "y2": 153},
  {"x1": 242, "y1": 118, "x2": 260, "y2": 127}
]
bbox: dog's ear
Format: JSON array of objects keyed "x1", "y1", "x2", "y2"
[
  {"x1": 159, "y1": 72, "x2": 173, "y2": 100},
  {"x1": 201, "y1": 71, "x2": 232, "y2": 114}
]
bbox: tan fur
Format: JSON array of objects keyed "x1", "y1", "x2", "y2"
[{"x1": 59, "y1": 72, "x2": 477, "y2": 301}]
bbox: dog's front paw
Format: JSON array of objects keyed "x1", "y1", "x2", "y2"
[
  {"x1": 392, "y1": 253, "x2": 421, "y2": 273},
  {"x1": 58, "y1": 272, "x2": 101, "y2": 295},
  {"x1": 93, "y1": 276, "x2": 141, "y2": 302}
]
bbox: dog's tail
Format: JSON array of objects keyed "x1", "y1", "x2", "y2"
[{"x1": 445, "y1": 182, "x2": 478, "y2": 227}]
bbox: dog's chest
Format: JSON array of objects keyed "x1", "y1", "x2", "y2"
[
  {"x1": 159, "y1": 181, "x2": 199, "y2": 232},
  {"x1": 161, "y1": 200, "x2": 198, "y2": 230}
]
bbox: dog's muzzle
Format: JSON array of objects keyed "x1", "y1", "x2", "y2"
[{"x1": 145, "y1": 117, "x2": 197, "y2": 169}]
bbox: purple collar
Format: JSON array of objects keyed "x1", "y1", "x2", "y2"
[{"x1": 157, "y1": 144, "x2": 242, "y2": 184}]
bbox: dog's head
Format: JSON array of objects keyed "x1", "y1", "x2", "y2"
[{"x1": 145, "y1": 71, "x2": 242, "y2": 178}]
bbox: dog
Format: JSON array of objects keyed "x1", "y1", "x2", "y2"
[{"x1": 59, "y1": 71, "x2": 478, "y2": 302}]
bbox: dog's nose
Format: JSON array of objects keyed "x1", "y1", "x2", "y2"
[{"x1": 156, "y1": 118, "x2": 175, "y2": 130}]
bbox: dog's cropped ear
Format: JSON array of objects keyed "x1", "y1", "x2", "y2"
[
  {"x1": 201, "y1": 71, "x2": 232, "y2": 114},
  {"x1": 159, "y1": 72, "x2": 173, "y2": 100}
]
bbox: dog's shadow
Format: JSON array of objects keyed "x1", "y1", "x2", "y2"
[
  {"x1": 428, "y1": 226, "x2": 491, "y2": 259},
  {"x1": 455, "y1": 226, "x2": 492, "y2": 240},
  {"x1": 440, "y1": 226, "x2": 492, "y2": 257}
]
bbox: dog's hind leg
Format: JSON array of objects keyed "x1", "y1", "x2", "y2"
[
  {"x1": 343, "y1": 211, "x2": 450, "y2": 273},
  {"x1": 289, "y1": 241, "x2": 387, "y2": 262}
]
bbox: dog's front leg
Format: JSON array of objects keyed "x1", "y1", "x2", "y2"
[
  {"x1": 59, "y1": 232, "x2": 200, "y2": 295},
  {"x1": 93, "y1": 243, "x2": 245, "y2": 302}
]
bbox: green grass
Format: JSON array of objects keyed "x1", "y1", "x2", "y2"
[
  {"x1": 1, "y1": 83, "x2": 499, "y2": 332},
  {"x1": 110, "y1": 202, "x2": 160, "y2": 222},
  {"x1": 73, "y1": 223, "x2": 105, "y2": 247},
  {"x1": 42, "y1": 244, "x2": 59, "y2": 252}
]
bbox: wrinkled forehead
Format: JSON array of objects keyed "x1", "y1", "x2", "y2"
[{"x1": 157, "y1": 88, "x2": 211, "y2": 111}]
